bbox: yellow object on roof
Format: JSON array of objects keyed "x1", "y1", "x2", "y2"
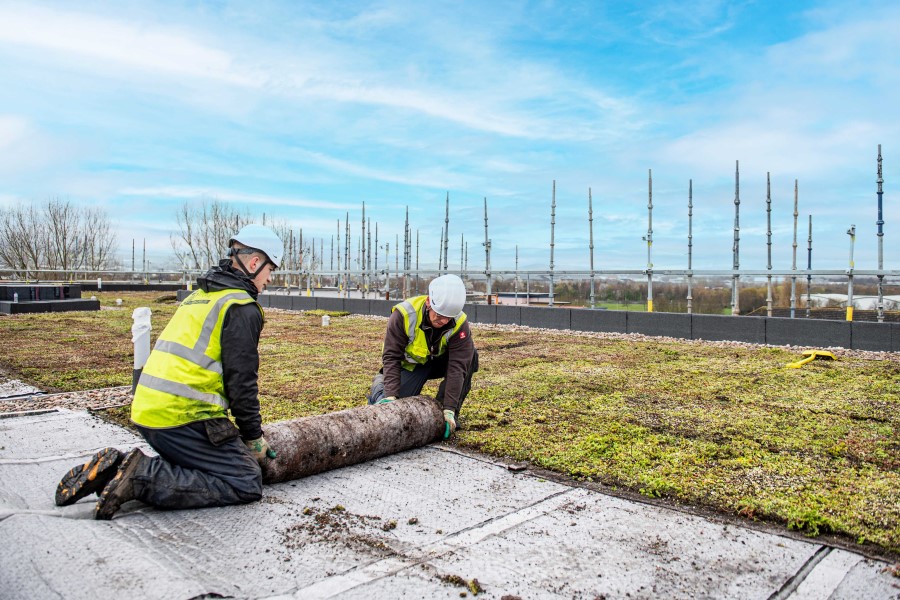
[{"x1": 786, "y1": 350, "x2": 837, "y2": 369}]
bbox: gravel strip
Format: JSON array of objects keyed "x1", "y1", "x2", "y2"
[
  {"x1": 341, "y1": 313, "x2": 900, "y2": 363},
  {"x1": 475, "y1": 322, "x2": 900, "y2": 362},
  {"x1": 0, "y1": 377, "x2": 42, "y2": 398},
  {"x1": 0, "y1": 386, "x2": 133, "y2": 414}
]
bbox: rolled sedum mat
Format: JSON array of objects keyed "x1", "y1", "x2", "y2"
[{"x1": 261, "y1": 395, "x2": 444, "y2": 484}]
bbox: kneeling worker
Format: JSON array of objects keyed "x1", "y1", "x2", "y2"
[
  {"x1": 55, "y1": 224, "x2": 283, "y2": 519},
  {"x1": 367, "y1": 274, "x2": 478, "y2": 438}
]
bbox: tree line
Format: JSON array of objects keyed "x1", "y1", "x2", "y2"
[
  {"x1": 3, "y1": 197, "x2": 896, "y2": 314},
  {"x1": 0, "y1": 196, "x2": 325, "y2": 281},
  {"x1": 170, "y1": 199, "x2": 318, "y2": 287},
  {"x1": 0, "y1": 198, "x2": 117, "y2": 276}
]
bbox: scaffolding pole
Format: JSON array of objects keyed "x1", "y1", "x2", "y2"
[
  {"x1": 443, "y1": 192, "x2": 450, "y2": 273},
  {"x1": 549, "y1": 181, "x2": 556, "y2": 307},
  {"x1": 645, "y1": 169, "x2": 654, "y2": 312},
  {"x1": 807, "y1": 215, "x2": 813, "y2": 318},
  {"x1": 877, "y1": 144, "x2": 885, "y2": 322},
  {"x1": 731, "y1": 160, "x2": 741, "y2": 316},
  {"x1": 484, "y1": 197, "x2": 492, "y2": 302},
  {"x1": 846, "y1": 224, "x2": 856, "y2": 321},
  {"x1": 766, "y1": 172, "x2": 773, "y2": 317},
  {"x1": 361, "y1": 204, "x2": 367, "y2": 298},
  {"x1": 588, "y1": 188, "x2": 595, "y2": 309},
  {"x1": 687, "y1": 180, "x2": 693, "y2": 314},
  {"x1": 791, "y1": 180, "x2": 798, "y2": 318}
]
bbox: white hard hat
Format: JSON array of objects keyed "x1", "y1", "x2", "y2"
[
  {"x1": 428, "y1": 274, "x2": 466, "y2": 318},
  {"x1": 228, "y1": 224, "x2": 284, "y2": 267}
]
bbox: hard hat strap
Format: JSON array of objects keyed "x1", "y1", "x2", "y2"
[{"x1": 229, "y1": 247, "x2": 272, "y2": 279}]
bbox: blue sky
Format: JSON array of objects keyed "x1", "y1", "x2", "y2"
[{"x1": 0, "y1": 0, "x2": 897, "y2": 272}]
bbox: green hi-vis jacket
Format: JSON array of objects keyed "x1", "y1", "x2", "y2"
[
  {"x1": 131, "y1": 288, "x2": 262, "y2": 428},
  {"x1": 392, "y1": 295, "x2": 467, "y2": 371}
]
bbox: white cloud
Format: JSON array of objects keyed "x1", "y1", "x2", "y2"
[
  {"x1": 302, "y1": 82, "x2": 533, "y2": 139},
  {"x1": 766, "y1": 7, "x2": 900, "y2": 84},
  {"x1": 650, "y1": 8, "x2": 900, "y2": 187},
  {"x1": 0, "y1": 115, "x2": 28, "y2": 150},
  {"x1": 0, "y1": 193, "x2": 21, "y2": 208},
  {"x1": 657, "y1": 120, "x2": 880, "y2": 180},
  {"x1": 0, "y1": 4, "x2": 260, "y2": 86},
  {"x1": 639, "y1": 1, "x2": 740, "y2": 46},
  {"x1": 0, "y1": 4, "x2": 640, "y2": 142},
  {"x1": 0, "y1": 114, "x2": 78, "y2": 177},
  {"x1": 4, "y1": 2, "x2": 896, "y2": 271},
  {"x1": 118, "y1": 186, "x2": 355, "y2": 211},
  {"x1": 288, "y1": 148, "x2": 474, "y2": 190}
]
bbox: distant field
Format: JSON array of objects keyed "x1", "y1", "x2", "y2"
[
  {"x1": 0, "y1": 291, "x2": 897, "y2": 557},
  {"x1": 593, "y1": 302, "x2": 646, "y2": 311}
]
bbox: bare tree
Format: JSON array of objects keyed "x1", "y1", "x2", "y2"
[
  {"x1": 171, "y1": 202, "x2": 201, "y2": 270},
  {"x1": 45, "y1": 198, "x2": 79, "y2": 271},
  {"x1": 0, "y1": 203, "x2": 44, "y2": 275},
  {"x1": 80, "y1": 206, "x2": 116, "y2": 270},
  {"x1": 0, "y1": 198, "x2": 117, "y2": 276},
  {"x1": 169, "y1": 199, "x2": 305, "y2": 276},
  {"x1": 170, "y1": 198, "x2": 251, "y2": 270},
  {"x1": 266, "y1": 220, "x2": 309, "y2": 288}
]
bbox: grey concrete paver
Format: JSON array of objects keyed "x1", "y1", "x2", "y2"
[
  {"x1": 0, "y1": 409, "x2": 897, "y2": 600},
  {"x1": 0, "y1": 376, "x2": 41, "y2": 399},
  {"x1": 789, "y1": 549, "x2": 862, "y2": 599}
]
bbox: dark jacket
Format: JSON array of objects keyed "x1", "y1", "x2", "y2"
[
  {"x1": 382, "y1": 304, "x2": 475, "y2": 412},
  {"x1": 197, "y1": 260, "x2": 265, "y2": 441}
]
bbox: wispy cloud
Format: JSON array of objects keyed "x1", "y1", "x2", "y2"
[
  {"x1": 1, "y1": 1, "x2": 898, "y2": 269},
  {"x1": 0, "y1": 115, "x2": 28, "y2": 150},
  {"x1": 657, "y1": 121, "x2": 880, "y2": 181},
  {"x1": 0, "y1": 114, "x2": 79, "y2": 177},
  {"x1": 119, "y1": 186, "x2": 355, "y2": 211},
  {"x1": 0, "y1": 4, "x2": 259, "y2": 86},
  {"x1": 0, "y1": 3, "x2": 637, "y2": 141},
  {"x1": 639, "y1": 1, "x2": 741, "y2": 46},
  {"x1": 286, "y1": 148, "x2": 475, "y2": 190},
  {"x1": 651, "y1": 5, "x2": 899, "y2": 188}
]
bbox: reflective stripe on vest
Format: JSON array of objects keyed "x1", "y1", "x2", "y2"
[
  {"x1": 132, "y1": 289, "x2": 261, "y2": 428},
  {"x1": 392, "y1": 295, "x2": 467, "y2": 371}
]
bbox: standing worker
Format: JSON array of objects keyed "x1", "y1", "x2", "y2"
[
  {"x1": 55, "y1": 224, "x2": 283, "y2": 519},
  {"x1": 367, "y1": 274, "x2": 478, "y2": 438}
]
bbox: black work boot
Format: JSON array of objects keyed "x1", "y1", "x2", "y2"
[
  {"x1": 94, "y1": 448, "x2": 147, "y2": 520},
  {"x1": 55, "y1": 447, "x2": 123, "y2": 507}
]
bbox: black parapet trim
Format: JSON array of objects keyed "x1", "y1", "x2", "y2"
[
  {"x1": 692, "y1": 313, "x2": 766, "y2": 344},
  {"x1": 851, "y1": 321, "x2": 892, "y2": 352}
]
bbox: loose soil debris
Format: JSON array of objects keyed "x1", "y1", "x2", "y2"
[
  {"x1": 0, "y1": 387, "x2": 132, "y2": 413},
  {"x1": 280, "y1": 505, "x2": 394, "y2": 556},
  {"x1": 438, "y1": 573, "x2": 484, "y2": 596}
]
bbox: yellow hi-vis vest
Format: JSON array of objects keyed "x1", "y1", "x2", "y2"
[
  {"x1": 393, "y1": 295, "x2": 467, "y2": 371},
  {"x1": 132, "y1": 288, "x2": 262, "y2": 428}
]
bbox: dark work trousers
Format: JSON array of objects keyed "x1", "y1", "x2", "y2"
[
  {"x1": 133, "y1": 420, "x2": 262, "y2": 510},
  {"x1": 367, "y1": 349, "x2": 479, "y2": 415}
]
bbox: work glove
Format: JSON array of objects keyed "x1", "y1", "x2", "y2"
[
  {"x1": 443, "y1": 409, "x2": 457, "y2": 439},
  {"x1": 376, "y1": 396, "x2": 397, "y2": 404},
  {"x1": 245, "y1": 436, "x2": 277, "y2": 463}
]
